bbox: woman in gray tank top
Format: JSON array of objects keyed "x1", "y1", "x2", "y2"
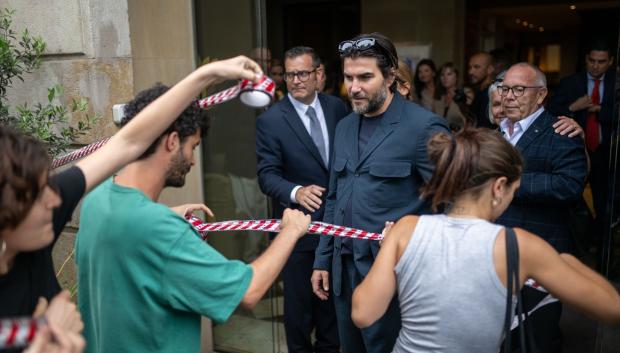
[{"x1": 351, "y1": 129, "x2": 620, "y2": 353}]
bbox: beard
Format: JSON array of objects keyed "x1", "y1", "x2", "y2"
[
  {"x1": 350, "y1": 83, "x2": 388, "y2": 116},
  {"x1": 164, "y1": 150, "x2": 192, "y2": 187}
]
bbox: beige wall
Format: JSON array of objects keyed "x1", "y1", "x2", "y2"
[
  {"x1": 126, "y1": 0, "x2": 204, "y2": 211},
  {"x1": 361, "y1": 0, "x2": 465, "y2": 73},
  {"x1": 127, "y1": 0, "x2": 197, "y2": 92},
  {"x1": 5, "y1": 0, "x2": 134, "y2": 140}
]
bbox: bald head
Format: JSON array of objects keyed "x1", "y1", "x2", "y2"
[
  {"x1": 468, "y1": 52, "x2": 494, "y2": 87},
  {"x1": 501, "y1": 62, "x2": 548, "y2": 122}
]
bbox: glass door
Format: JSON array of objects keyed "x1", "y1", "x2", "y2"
[{"x1": 194, "y1": 1, "x2": 286, "y2": 352}]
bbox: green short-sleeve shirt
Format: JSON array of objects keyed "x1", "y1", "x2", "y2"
[{"x1": 76, "y1": 179, "x2": 252, "y2": 353}]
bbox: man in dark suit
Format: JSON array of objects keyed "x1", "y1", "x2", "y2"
[
  {"x1": 547, "y1": 41, "x2": 615, "y2": 243},
  {"x1": 311, "y1": 33, "x2": 449, "y2": 353},
  {"x1": 256, "y1": 46, "x2": 347, "y2": 353},
  {"x1": 497, "y1": 63, "x2": 588, "y2": 352}
]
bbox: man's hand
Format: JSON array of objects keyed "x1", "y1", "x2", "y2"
[
  {"x1": 587, "y1": 105, "x2": 601, "y2": 113},
  {"x1": 311, "y1": 270, "x2": 330, "y2": 300},
  {"x1": 295, "y1": 185, "x2": 326, "y2": 212},
  {"x1": 553, "y1": 116, "x2": 584, "y2": 139},
  {"x1": 280, "y1": 208, "x2": 311, "y2": 239},
  {"x1": 569, "y1": 95, "x2": 593, "y2": 112},
  {"x1": 170, "y1": 203, "x2": 214, "y2": 219}
]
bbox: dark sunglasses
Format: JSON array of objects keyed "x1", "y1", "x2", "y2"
[{"x1": 338, "y1": 37, "x2": 397, "y2": 68}]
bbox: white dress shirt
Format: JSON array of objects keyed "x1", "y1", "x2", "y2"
[
  {"x1": 288, "y1": 92, "x2": 330, "y2": 203},
  {"x1": 500, "y1": 107, "x2": 545, "y2": 146}
]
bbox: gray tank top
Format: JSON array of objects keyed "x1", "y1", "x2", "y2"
[{"x1": 392, "y1": 215, "x2": 509, "y2": 353}]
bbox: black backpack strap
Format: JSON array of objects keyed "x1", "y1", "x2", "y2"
[{"x1": 503, "y1": 227, "x2": 528, "y2": 353}]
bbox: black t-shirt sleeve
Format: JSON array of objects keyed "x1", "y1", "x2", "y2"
[{"x1": 51, "y1": 166, "x2": 86, "y2": 239}]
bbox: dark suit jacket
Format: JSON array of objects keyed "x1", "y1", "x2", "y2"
[
  {"x1": 497, "y1": 110, "x2": 588, "y2": 253},
  {"x1": 256, "y1": 94, "x2": 348, "y2": 252},
  {"x1": 313, "y1": 94, "x2": 450, "y2": 295},
  {"x1": 547, "y1": 70, "x2": 616, "y2": 145}
]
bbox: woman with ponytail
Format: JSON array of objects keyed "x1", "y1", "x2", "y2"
[{"x1": 351, "y1": 128, "x2": 620, "y2": 353}]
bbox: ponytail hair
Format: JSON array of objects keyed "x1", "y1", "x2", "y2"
[{"x1": 421, "y1": 128, "x2": 523, "y2": 212}]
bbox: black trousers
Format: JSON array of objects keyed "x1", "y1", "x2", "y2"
[{"x1": 282, "y1": 251, "x2": 340, "y2": 353}]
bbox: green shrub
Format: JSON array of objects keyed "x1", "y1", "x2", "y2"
[{"x1": 0, "y1": 8, "x2": 99, "y2": 158}]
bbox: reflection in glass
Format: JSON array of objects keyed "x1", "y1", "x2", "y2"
[{"x1": 195, "y1": 0, "x2": 285, "y2": 352}]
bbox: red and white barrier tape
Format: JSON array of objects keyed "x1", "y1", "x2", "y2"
[
  {"x1": 0, "y1": 318, "x2": 45, "y2": 350},
  {"x1": 50, "y1": 76, "x2": 274, "y2": 170},
  {"x1": 187, "y1": 216, "x2": 384, "y2": 241},
  {"x1": 50, "y1": 137, "x2": 111, "y2": 170},
  {"x1": 0, "y1": 217, "x2": 555, "y2": 349}
]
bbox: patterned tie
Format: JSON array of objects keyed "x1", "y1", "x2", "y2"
[
  {"x1": 585, "y1": 79, "x2": 601, "y2": 152},
  {"x1": 306, "y1": 106, "x2": 328, "y2": 167}
]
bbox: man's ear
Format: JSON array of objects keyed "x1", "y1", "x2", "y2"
[
  {"x1": 537, "y1": 87, "x2": 548, "y2": 105},
  {"x1": 164, "y1": 132, "x2": 180, "y2": 152}
]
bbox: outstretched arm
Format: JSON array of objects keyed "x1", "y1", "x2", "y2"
[
  {"x1": 76, "y1": 56, "x2": 262, "y2": 193},
  {"x1": 518, "y1": 229, "x2": 620, "y2": 324},
  {"x1": 241, "y1": 209, "x2": 310, "y2": 309},
  {"x1": 352, "y1": 216, "x2": 418, "y2": 328}
]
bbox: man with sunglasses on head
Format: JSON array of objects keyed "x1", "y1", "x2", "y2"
[
  {"x1": 311, "y1": 33, "x2": 449, "y2": 353},
  {"x1": 496, "y1": 63, "x2": 588, "y2": 352},
  {"x1": 256, "y1": 46, "x2": 347, "y2": 353}
]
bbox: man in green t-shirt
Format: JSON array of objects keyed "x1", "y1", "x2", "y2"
[{"x1": 76, "y1": 84, "x2": 311, "y2": 353}]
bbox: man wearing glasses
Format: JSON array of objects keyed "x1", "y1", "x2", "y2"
[
  {"x1": 311, "y1": 33, "x2": 448, "y2": 353},
  {"x1": 497, "y1": 63, "x2": 588, "y2": 352},
  {"x1": 256, "y1": 46, "x2": 347, "y2": 353}
]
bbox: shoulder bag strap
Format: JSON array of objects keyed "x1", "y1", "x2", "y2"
[{"x1": 503, "y1": 227, "x2": 527, "y2": 352}]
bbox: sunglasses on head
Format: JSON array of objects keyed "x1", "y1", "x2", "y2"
[{"x1": 338, "y1": 37, "x2": 397, "y2": 68}]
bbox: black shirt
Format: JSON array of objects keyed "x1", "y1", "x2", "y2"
[
  {"x1": 0, "y1": 166, "x2": 85, "y2": 318},
  {"x1": 342, "y1": 113, "x2": 385, "y2": 254}
]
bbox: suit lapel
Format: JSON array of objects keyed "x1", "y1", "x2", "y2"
[
  {"x1": 515, "y1": 110, "x2": 551, "y2": 153},
  {"x1": 319, "y1": 95, "x2": 338, "y2": 168},
  {"x1": 579, "y1": 72, "x2": 588, "y2": 96},
  {"x1": 356, "y1": 94, "x2": 402, "y2": 168},
  {"x1": 281, "y1": 97, "x2": 327, "y2": 171}
]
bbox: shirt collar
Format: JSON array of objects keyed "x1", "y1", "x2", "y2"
[
  {"x1": 587, "y1": 72, "x2": 605, "y2": 82},
  {"x1": 288, "y1": 92, "x2": 319, "y2": 112},
  {"x1": 500, "y1": 107, "x2": 545, "y2": 135}
]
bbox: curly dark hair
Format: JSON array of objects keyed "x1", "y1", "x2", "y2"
[
  {"x1": 0, "y1": 126, "x2": 51, "y2": 232},
  {"x1": 121, "y1": 83, "x2": 210, "y2": 160}
]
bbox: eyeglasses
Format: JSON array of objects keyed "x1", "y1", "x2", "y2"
[
  {"x1": 338, "y1": 37, "x2": 397, "y2": 68},
  {"x1": 283, "y1": 69, "x2": 317, "y2": 82},
  {"x1": 498, "y1": 85, "x2": 543, "y2": 97}
]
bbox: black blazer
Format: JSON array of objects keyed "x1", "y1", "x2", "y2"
[
  {"x1": 256, "y1": 94, "x2": 348, "y2": 252},
  {"x1": 547, "y1": 70, "x2": 616, "y2": 145},
  {"x1": 497, "y1": 110, "x2": 588, "y2": 253},
  {"x1": 314, "y1": 94, "x2": 450, "y2": 295}
]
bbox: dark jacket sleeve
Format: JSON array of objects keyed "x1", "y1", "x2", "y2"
[
  {"x1": 515, "y1": 136, "x2": 587, "y2": 204},
  {"x1": 547, "y1": 76, "x2": 579, "y2": 119},
  {"x1": 415, "y1": 115, "x2": 450, "y2": 183},
  {"x1": 256, "y1": 113, "x2": 297, "y2": 207}
]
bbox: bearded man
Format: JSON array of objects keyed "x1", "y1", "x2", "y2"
[
  {"x1": 311, "y1": 33, "x2": 449, "y2": 353},
  {"x1": 75, "y1": 84, "x2": 313, "y2": 353}
]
